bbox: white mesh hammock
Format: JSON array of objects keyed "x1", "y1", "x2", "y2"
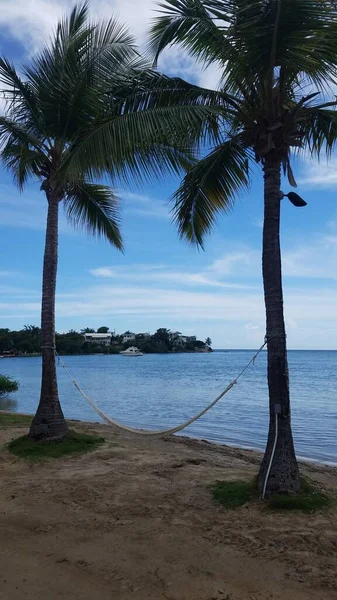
[{"x1": 56, "y1": 340, "x2": 266, "y2": 437}]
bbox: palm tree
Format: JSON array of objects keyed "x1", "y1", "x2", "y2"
[
  {"x1": 149, "y1": 0, "x2": 337, "y2": 494},
  {"x1": 0, "y1": 3, "x2": 220, "y2": 441},
  {"x1": 205, "y1": 337, "x2": 212, "y2": 347}
]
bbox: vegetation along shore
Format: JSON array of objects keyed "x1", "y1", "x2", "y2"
[{"x1": 0, "y1": 326, "x2": 212, "y2": 356}]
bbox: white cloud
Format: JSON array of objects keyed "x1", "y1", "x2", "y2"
[
  {"x1": 120, "y1": 190, "x2": 170, "y2": 219},
  {"x1": 90, "y1": 231, "x2": 337, "y2": 305},
  {"x1": 90, "y1": 264, "x2": 252, "y2": 289},
  {"x1": 1, "y1": 282, "x2": 337, "y2": 348},
  {"x1": 298, "y1": 158, "x2": 337, "y2": 189},
  {"x1": 282, "y1": 235, "x2": 337, "y2": 280},
  {"x1": 244, "y1": 323, "x2": 260, "y2": 330},
  {"x1": 2, "y1": 237, "x2": 337, "y2": 348},
  {"x1": 0, "y1": 0, "x2": 221, "y2": 89},
  {"x1": 208, "y1": 250, "x2": 258, "y2": 276},
  {"x1": 204, "y1": 234, "x2": 337, "y2": 282},
  {"x1": 0, "y1": 0, "x2": 64, "y2": 51},
  {"x1": 0, "y1": 185, "x2": 77, "y2": 234}
]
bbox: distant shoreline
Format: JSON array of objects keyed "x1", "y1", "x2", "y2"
[{"x1": 1, "y1": 348, "x2": 336, "y2": 358}]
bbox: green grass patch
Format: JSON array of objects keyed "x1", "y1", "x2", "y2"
[
  {"x1": 268, "y1": 479, "x2": 331, "y2": 512},
  {"x1": 0, "y1": 412, "x2": 33, "y2": 427},
  {"x1": 212, "y1": 480, "x2": 258, "y2": 509},
  {"x1": 211, "y1": 478, "x2": 331, "y2": 512},
  {"x1": 7, "y1": 430, "x2": 105, "y2": 460}
]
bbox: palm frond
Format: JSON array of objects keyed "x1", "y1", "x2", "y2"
[
  {"x1": 0, "y1": 116, "x2": 46, "y2": 152},
  {"x1": 109, "y1": 70, "x2": 237, "y2": 114},
  {"x1": 1, "y1": 140, "x2": 44, "y2": 189},
  {"x1": 171, "y1": 139, "x2": 250, "y2": 246},
  {"x1": 0, "y1": 58, "x2": 42, "y2": 131},
  {"x1": 150, "y1": 0, "x2": 337, "y2": 96},
  {"x1": 240, "y1": 1, "x2": 337, "y2": 93},
  {"x1": 62, "y1": 102, "x2": 223, "y2": 183},
  {"x1": 299, "y1": 107, "x2": 337, "y2": 158},
  {"x1": 59, "y1": 18, "x2": 141, "y2": 141},
  {"x1": 149, "y1": 0, "x2": 230, "y2": 68},
  {"x1": 23, "y1": 3, "x2": 96, "y2": 141},
  {"x1": 56, "y1": 2, "x2": 89, "y2": 45},
  {"x1": 64, "y1": 181, "x2": 123, "y2": 249}
]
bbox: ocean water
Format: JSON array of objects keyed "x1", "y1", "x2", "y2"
[{"x1": 1, "y1": 350, "x2": 336, "y2": 464}]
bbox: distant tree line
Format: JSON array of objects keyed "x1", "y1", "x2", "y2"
[{"x1": 0, "y1": 326, "x2": 212, "y2": 356}]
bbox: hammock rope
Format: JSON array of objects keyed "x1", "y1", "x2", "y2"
[{"x1": 56, "y1": 339, "x2": 267, "y2": 437}]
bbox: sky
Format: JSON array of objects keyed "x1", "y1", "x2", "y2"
[{"x1": 0, "y1": 0, "x2": 337, "y2": 349}]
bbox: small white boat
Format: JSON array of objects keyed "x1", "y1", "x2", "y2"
[{"x1": 120, "y1": 346, "x2": 144, "y2": 357}]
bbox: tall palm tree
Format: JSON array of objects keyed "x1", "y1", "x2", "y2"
[
  {"x1": 150, "y1": 0, "x2": 337, "y2": 494},
  {"x1": 0, "y1": 3, "x2": 222, "y2": 441}
]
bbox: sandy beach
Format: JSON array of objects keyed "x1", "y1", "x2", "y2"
[{"x1": 1, "y1": 419, "x2": 337, "y2": 600}]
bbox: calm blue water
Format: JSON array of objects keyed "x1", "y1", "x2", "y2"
[{"x1": 1, "y1": 350, "x2": 336, "y2": 464}]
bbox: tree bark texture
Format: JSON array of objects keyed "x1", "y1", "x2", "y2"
[
  {"x1": 29, "y1": 192, "x2": 68, "y2": 440},
  {"x1": 258, "y1": 153, "x2": 300, "y2": 495}
]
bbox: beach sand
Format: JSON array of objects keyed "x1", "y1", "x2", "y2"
[{"x1": 1, "y1": 419, "x2": 337, "y2": 600}]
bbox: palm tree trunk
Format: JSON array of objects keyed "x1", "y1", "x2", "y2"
[
  {"x1": 29, "y1": 191, "x2": 68, "y2": 440},
  {"x1": 258, "y1": 152, "x2": 300, "y2": 495}
]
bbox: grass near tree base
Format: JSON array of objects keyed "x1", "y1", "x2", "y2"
[
  {"x1": 268, "y1": 479, "x2": 330, "y2": 512},
  {"x1": 0, "y1": 412, "x2": 33, "y2": 427},
  {"x1": 7, "y1": 430, "x2": 105, "y2": 460},
  {"x1": 211, "y1": 478, "x2": 331, "y2": 512},
  {"x1": 212, "y1": 480, "x2": 258, "y2": 509}
]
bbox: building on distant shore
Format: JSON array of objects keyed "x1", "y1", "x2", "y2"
[
  {"x1": 123, "y1": 332, "x2": 136, "y2": 343},
  {"x1": 136, "y1": 332, "x2": 151, "y2": 340},
  {"x1": 84, "y1": 333, "x2": 112, "y2": 346},
  {"x1": 169, "y1": 332, "x2": 197, "y2": 347},
  {"x1": 169, "y1": 331, "x2": 181, "y2": 341}
]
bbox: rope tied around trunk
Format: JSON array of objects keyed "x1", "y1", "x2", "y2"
[
  {"x1": 54, "y1": 339, "x2": 267, "y2": 437},
  {"x1": 264, "y1": 333, "x2": 287, "y2": 341}
]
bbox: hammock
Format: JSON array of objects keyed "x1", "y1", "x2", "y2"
[{"x1": 56, "y1": 340, "x2": 266, "y2": 436}]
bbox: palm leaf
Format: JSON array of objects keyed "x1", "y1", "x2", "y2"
[
  {"x1": 149, "y1": 0, "x2": 230, "y2": 68},
  {"x1": 0, "y1": 58, "x2": 42, "y2": 132},
  {"x1": 0, "y1": 116, "x2": 46, "y2": 151},
  {"x1": 171, "y1": 139, "x2": 250, "y2": 246},
  {"x1": 1, "y1": 140, "x2": 44, "y2": 189},
  {"x1": 64, "y1": 182, "x2": 123, "y2": 249},
  {"x1": 150, "y1": 0, "x2": 337, "y2": 96},
  {"x1": 299, "y1": 107, "x2": 337, "y2": 158},
  {"x1": 62, "y1": 102, "x2": 223, "y2": 183}
]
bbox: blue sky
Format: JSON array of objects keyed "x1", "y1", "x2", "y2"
[{"x1": 0, "y1": 0, "x2": 336, "y2": 349}]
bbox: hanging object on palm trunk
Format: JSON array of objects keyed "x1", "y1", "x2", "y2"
[{"x1": 280, "y1": 191, "x2": 307, "y2": 207}]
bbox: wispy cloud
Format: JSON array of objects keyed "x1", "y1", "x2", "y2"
[
  {"x1": 206, "y1": 234, "x2": 337, "y2": 281},
  {"x1": 0, "y1": 0, "x2": 221, "y2": 89},
  {"x1": 1, "y1": 284, "x2": 337, "y2": 347},
  {"x1": 0, "y1": 185, "x2": 77, "y2": 234},
  {"x1": 298, "y1": 158, "x2": 337, "y2": 189},
  {"x1": 120, "y1": 190, "x2": 169, "y2": 220},
  {"x1": 208, "y1": 250, "x2": 258, "y2": 276},
  {"x1": 1, "y1": 259, "x2": 337, "y2": 347},
  {"x1": 90, "y1": 264, "x2": 252, "y2": 289},
  {"x1": 90, "y1": 230, "x2": 337, "y2": 297},
  {"x1": 282, "y1": 235, "x2": 337, "y2": 279},
  {"x1": 244, "y1": 323, "x2": 260, "y2": 331},
  {"x1": 0, "y1": 0, "x2": 64, "y2": 51}
]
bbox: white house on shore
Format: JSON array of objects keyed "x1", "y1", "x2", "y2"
[
  {"x1": 123, "y1": 332, "x2": 136, "y2": 343},
  {"x1": 84, "y1": 333, "x2": 112, "y2": 346},
  {"x1": 169, "y1": 332, "x2": 197, "y2": 346}
]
